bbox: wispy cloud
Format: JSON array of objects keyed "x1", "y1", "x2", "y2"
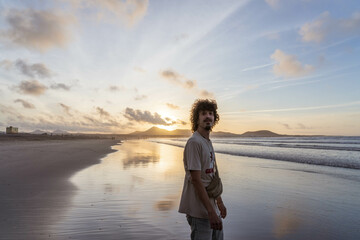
[
  {"x1": 59, "y1": 103, "x2": 72, "y2": 116},
  {"x1": 241, "y1": 63, "x2": 273, "y2": 72},
  {"x1": 96, "y1": 107, "x2": 111, "y2": 118},
  {"x1": 65, "y1": 0, "x2": 149, "y2": 26},
  {"x1": 299, "y1": 11, "x2": 360, "y2": 43},
  {"x1": 50, "y1": 83, "x2": 71, "y2": 91},
  {"x1": 134, "y1": 94, "x2": 147, "y2": 101},
  {"x1": 0, "y1": 60, "x2": 13, "y2": 70},
  {"x1": 14, "y1": 99, "x2": 35, "y2": 109},
  {"x1": 166, "y1": 103, "x2": 180, "y2": 110},
  {"x1": 271, "y1": 49, "x2": 314, "y2": 78},
  {"x1": 265, "y1": 0, "x2": 280, "y2": 8},
  {"x1": 0, "y1": 59, "x2": 53, "y2": 78},
  {"x1": 16, "y1": 80, "x2": 47, "y2": 96},
  {"x1": 160, "y1": 69, "x2": 214, "y2": 98},
  {"x1": 222, "y1": 101, "x2": 360, "y2": 114},
  {"x1": 108, "y1": 85, "x2": 125, "y2": 92},
  {"x1": 14, "y1": 59, "x2": 53, "y2": 78},
  {"x1": 161, "y1": 70, "x2": 197, "y2": 89},
  {"x1": 199, "y1": 90, "x2": 214, "y2": 99},
  {"x1": 124, "y1": 107, "x2": 176, "y2": 125},
  {"x1": 279, "y1": 122, "x2": 312, "y2": 130},
  {"x1": 0, "y1": 9, "x2": 75, "y2": 51}
]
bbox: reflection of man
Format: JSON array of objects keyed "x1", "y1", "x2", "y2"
[{"x1": 179, "y1": 99, "x2": 227, "y2": 240}]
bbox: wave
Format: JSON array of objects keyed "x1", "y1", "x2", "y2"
[{"x1": 150, "y1": 138, "x2": 360, "y2": 170}]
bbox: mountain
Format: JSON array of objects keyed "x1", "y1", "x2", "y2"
[
  {"x1": 129, "y1": 127, "x2": 282, "y2": 137},
  {"x1": 31, "y1": 130, "x2": 48, "y2": 135},
  {"x1": 52, "y1": 129, "x2": 69, "y2": 135},
  {"x1": 212, "y1": 131, "x2": 240, "y2": 137},
  {"x1": 240, "y1": 130, "x2": 282, "y2": 137},
  {"x1": 130, "y1": 127, "x2": 191, "y2": 136}
]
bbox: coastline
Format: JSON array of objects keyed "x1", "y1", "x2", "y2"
[{"x1": 0, "y1": 139, "x2": 119, "y2": 239}]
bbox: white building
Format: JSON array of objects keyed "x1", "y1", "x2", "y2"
[{"x1": 6, "y1": 126, "x2": 18, "y2": 134}]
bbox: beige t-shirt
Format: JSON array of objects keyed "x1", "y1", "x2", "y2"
[{"x1": 178, "y1": 131, "x2": 220, "y2": 219}]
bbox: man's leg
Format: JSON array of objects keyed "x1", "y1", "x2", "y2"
[
  {"x1": 186, "y1": 215, "x2": 212, "y2": 240},
  {"x1": 212, "y1": 228, "x2": 224, "y2": 240}
]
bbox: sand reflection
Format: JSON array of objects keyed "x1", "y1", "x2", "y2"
[
  {"x1": 51, "y1": 140, "x2": 188, "y2": 238},
  {"x1": 273, "y1": 205, "x2": 301, "y2": 239},
  {"x1": 121, "y1": 141, "x2": 160, "y2": 168},
  {"x1": 154, "y1": 194, "x2": 178, "y2": 211}
]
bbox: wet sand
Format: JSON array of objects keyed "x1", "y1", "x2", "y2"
[
  {"x1": 1, "y1": 139, "x2": 359, "y2": 239},
  {"x1": 0, "y1": 139, "x2": 118, "y2": 240},
  {"x1": 53, "y1": 140, "x2": 360, "y2": 240}
]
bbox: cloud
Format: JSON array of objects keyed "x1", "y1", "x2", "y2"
[
  {"x1": 14, "y1": 99, "x2": 35, "y2": 109},
  {"x1": 299, "y1": 11, "x2": 360, "y2": 43},
  {"x1": 271, "y1": 49, "x2": 314, "y2": 78},
  {"x1": 0, "y1": 59, "x2": 53, "y2": 78},
  {"x1": 16, "y1": 80, "x2": 47, "y2": 96},
  {"x1": 160, "y1": 69, "x2": 214, "y2": 97},
  {"x1": 96, "y1": 107, "x2": 111, "y2": 118},
  {"x1": 133, "y1": 67, "x2": 146, "y2": 73},
  {"x1": 59, "y1": 103, "x2": 72, "y2": 116},
  {"x1": 178, "y1": 120, "x2": 187, "y2": 125},
  {"x1": 265, "y1": 0, "x2": 280, "y2": 8},
  {"x1": 108, "y1": 85, "x2": 124, "y2": 92},
  {"x1": 50, "y1": 83, "x2": 71, "y2": 91},
  {"x1": 0, "y1": 104, "x2": 126, "y2": 133},
  {"x1": 134, "y1": 94, "x2": 147, "y2": 101},
  {"x1": 279, "y1": 122, "x2": 311, "y2": 130},
  {"x1": 124, "y1": 107, "x2": 175, "y2": 125},
  {"x1": 14, "y1": 59, "x2": 53, "y2": 78},
  {"x1": 161, "y1": 70, "x2": 197, "y2": 89},
  {"x1": 279, "y1": 122, "x2": 291, "y2": 129},
  {"x1": 65, "y1": 0, "x2": 149, "y2": 26},
  {"x1": 166, "y1": 103, "x2": 180, "y2": 110},
  {"x1": 199, "y1": 90, "x2": 215, "y2": 99},
  {"x1": 0, "y1": 9, "x2": 75, "y2": 51},
  {"x1": 174, "y1": 33, "x2": 189, "y2": 42},
  {"x1": 0, "y1": 60, "x2": 13, "y2": 70}
]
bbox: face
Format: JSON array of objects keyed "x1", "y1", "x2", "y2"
[{"x1": 197, "y1": 110, "x2": 215, "y2": 131}]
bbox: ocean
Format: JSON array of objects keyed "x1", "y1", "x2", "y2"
[{"x1": 152, "y1": 136, "x2": 360, "y2": 169}]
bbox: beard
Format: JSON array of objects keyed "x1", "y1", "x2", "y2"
[{"x1": 205, "y1": 125, "x2": 212, "y2": 131}]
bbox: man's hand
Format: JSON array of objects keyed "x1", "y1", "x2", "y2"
[
  {"x1": 208, "y1": 211, "x2": 223, "y2": 230},
  {"x1": 217, "y1": 201, "x2": 227, "y2": 219},
  {"x1": 216, "y1": 197, "x2": 227, "y2": 219}
]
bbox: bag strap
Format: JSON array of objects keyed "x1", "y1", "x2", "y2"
[{"x1": 213, "y1": 158, "x2": 219, "y2": 177}]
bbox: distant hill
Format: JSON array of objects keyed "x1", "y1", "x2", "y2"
[
  {"x1": 130, "y1": 127, "x2": 191, "y2": 136},
  {"x1": 212, "y1": 131, "x2": 240, "y2": 137},
  {"x1": 31, "y1": 130, "x2": 48, "y2": 135},
  {"x1": 240, "y1": 130, "x2": 282, "y2": 137},
  {"x1": 52, "y1": 129, "x2": 69, "y2": 135},
  {"x1": 129, "y1": 127, "x2": 282, "y2": 137}
]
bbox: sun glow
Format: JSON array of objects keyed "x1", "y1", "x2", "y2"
[{"x1": 157, "y1": 125, "x2": 177, "y2": 131}]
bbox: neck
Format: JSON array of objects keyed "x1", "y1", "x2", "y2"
[{"x1": 197, "y1": 127, "x2": 210, "y2": 140}]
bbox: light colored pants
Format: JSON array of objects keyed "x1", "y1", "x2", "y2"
[{"x1": 186, "y1": 215, "x2": 224, "y2": 240}]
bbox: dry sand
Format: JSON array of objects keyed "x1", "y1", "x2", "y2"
[{"x1": 0, "y1": 139, "x2": 118, "y2": 239}]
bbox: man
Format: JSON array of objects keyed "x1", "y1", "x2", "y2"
[{"x1": 179, "y1": 99, "x2": 227, "y2": 240}]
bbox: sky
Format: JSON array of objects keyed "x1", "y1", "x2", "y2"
[{"x1": 0, "y1": 0, "x2": 359, "y2": 135}]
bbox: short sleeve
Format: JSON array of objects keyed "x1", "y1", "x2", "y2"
[{"x1": 184, "y1": 139, "x2": 202, "y2": 171}]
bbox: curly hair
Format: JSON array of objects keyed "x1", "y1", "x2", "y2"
[{"x1": 190, "y1": 99, "x2": 219, "y2": 132}]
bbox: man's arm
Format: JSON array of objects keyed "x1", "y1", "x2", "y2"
[
  {"x1": 216, "y1": 196, "x2": 227, "y2": 219},
  {"x1": 190, "y1": 170, "x2": 223, "y2": 230}
]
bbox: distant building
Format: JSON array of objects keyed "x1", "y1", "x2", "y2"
[{"x1": 6, "y1": 126, "x2": 18, "y2": 134}]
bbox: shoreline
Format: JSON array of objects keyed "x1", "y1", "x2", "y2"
[{"x1": 0, "y1": 139, "x2": 119, "y2": 239}]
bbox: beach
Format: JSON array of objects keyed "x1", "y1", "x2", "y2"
[
  {"x1": 0, "y1": 139, "x2": 118, "y2": 240},
  {"x1": 1, "y1": 138, "x2": 359, "y2": 239}
]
